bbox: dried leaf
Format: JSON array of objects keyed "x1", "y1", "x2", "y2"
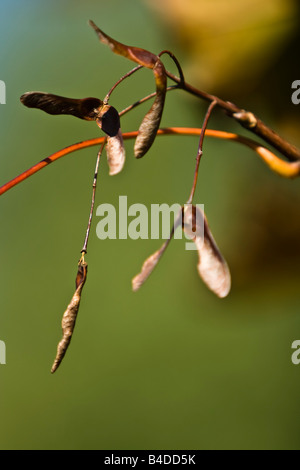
[
  {"x1": 106, "y1": 129, "x2": 126, "y2": 175},
  {"x1": 183, "y1": 205, "x2": 231, "y2": 298},
  {"x1": 51, "y1": 260, "x2": 88, "y2": 373},
  {"x1": 20, "y1": 92, "x2": 103, "y2": 121}
]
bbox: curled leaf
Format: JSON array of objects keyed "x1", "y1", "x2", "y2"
[
  {"x1": 183, "y1": 205, "x2": 231, "y2": 298},
  {"x1": 106, "y1": 130, "x2": 126, "y2": 175},
  {"x1": 20, "y1": 92, "x2": 103, "y2": 120},
  {"x1": 51, "y1": 259, "x2": 88, "y2": 373},
  {"x1": 89, "y1": 21, "x2": 167, "y2": 158}
]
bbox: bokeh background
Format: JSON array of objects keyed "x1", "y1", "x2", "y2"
[{"x1": 0, "y1": 0, "x2": 300, "y2": 450}]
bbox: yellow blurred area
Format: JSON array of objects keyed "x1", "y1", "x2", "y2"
[{"x1": 148, "y1": 0, "x2": 298, "y2": 93}]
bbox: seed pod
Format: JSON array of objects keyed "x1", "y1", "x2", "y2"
[
  {"x1": 96, "y1": 104, "x2": 121, "y2": 137},
  {"x1": 132, "y1": 209, "x2": 183, "y2": 291},
  {"x1": 51, "y1": 260, "x2": 88, "y2": 374},
  {"x1": 96, "y1": 105, "x2": 125, "y2": 175},
  {"x1": 183, "y1": 205, "x2": 231, "y2": 298},
  {"x1": 106, "y1": 130, "x2": 126, "y2": 175},
  {"x1": 134, "y1": 62, "x2": 167, "y2": 159},
  {"x1": 89, "y1": 21, "x2": 167, "y2": 158},
  {"x1": 132, "y1": 248, "x2": 164, "y2": 292},
  {"x1": 20, "y1": 92, "x2": 103, "y2": 121},
  {"x1": 89, "y1": 21, "x2": 158, "y2": 68}
]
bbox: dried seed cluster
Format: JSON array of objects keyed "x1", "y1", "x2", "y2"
[{"x1": 13, "y1": 21, "x2": 299, "y2": 373}]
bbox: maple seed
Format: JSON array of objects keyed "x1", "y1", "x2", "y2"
[
  {"x1": 89, "y1": 20, "x2": 167, "y2": 158},
  {"x1": 183, "y1": 206, "x2": 231, "y2": 298},
  {"x1": 21, "y1": 93, "x2": 126, "y2": 174},
  {"x1": 51, "y1": 260, "x2": 88, "y2": 374},
  {"x1": 96, "y1": 105, "x2": 125, "y2": 175},
  {"x1": 134, "y1": 62, "x2": 167, "y2": 158},
  {"x1": 20, "y1": 92, "x2": 103, "y2": 121},
  {"x1": 132, "y1": 249, "x2": 163, "y2": 292},
  {"x1": 132, "y1": 213, "x2": 181, "y2": 291},
  {"x1": 96, "y1": 104, "x2": 121, "y2": 137},
  {"x1": 105, "y1": 130, "x2": 126, "y2": 176}
]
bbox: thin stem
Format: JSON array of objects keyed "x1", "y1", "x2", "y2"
[
  {"x1": 118, "y1": 66, "x2": 300, "y2": 163},
  {"x1": 187, "y1": 100, "x2": 218, "y2": 204},
  {"x1": 81, "y1": 140, "x2": 106, "y2": 254},
  {"x1": 103, "y1": 65, "x2": 143, "y2": 104},
  {"x1": 158, "y1": 50, "x2": 185, "y2": 85},
  {"x1": 119, "y1": 85, "x2": 178, "y2": 117}
]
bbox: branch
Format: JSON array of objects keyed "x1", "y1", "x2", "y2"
[
  {"x1": 166, "y1": 70, "x2": 300, "y2": 162},
  {"x1": 1, "y1": 128, "x2": 299, "y2": 197},
  {"x1": 187, "y1": 100, "x2": 218, "y2": 204}
]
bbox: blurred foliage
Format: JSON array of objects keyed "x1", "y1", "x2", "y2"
[
  {"x1": 148, "y1": 0, "x2": 298, "y2": 97},
  {"x1": 0, "y1": 0, "x2": 299, "y2": 451}
]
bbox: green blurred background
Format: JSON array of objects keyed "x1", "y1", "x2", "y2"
[{"x1": 0, "y1": 0, "x2": 300, "y2": 450}]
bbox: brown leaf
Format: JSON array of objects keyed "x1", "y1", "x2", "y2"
[
  {"x1": 51, "y1": 260, "x2": 88, "y2": 374},
  {"x1": 183, "y1": 205, "x2": 231, "y2": 298},
  {"x1": 106, "y1": 129, "x2": 126, "y2": 175}
]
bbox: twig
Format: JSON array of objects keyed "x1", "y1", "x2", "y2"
[
  {"x1": 81, "y1": 140, "x2": 106, "y2": 255},
  {"x1": 187, "y1": 100, "x2": 218, "y2": 204},
  {"x1": 1, "y1": 128, "x2": 299, "y2": 197},
  {"x1": 119, "y1": 85, "x2": 178, "y2": 117},
  {"x1": 103, "y1": 65, "x2": 143, "y2": 104},
  {"x1": 166, "y1": 70, "x2": 300, "y2": 162},
  {"x1": 158, "y1": 50, "x2": 185, "y2": 85}
]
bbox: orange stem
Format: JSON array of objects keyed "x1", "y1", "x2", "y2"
[{"x1": 1, "y1": 128, "x2": 299, "y2": 197}]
